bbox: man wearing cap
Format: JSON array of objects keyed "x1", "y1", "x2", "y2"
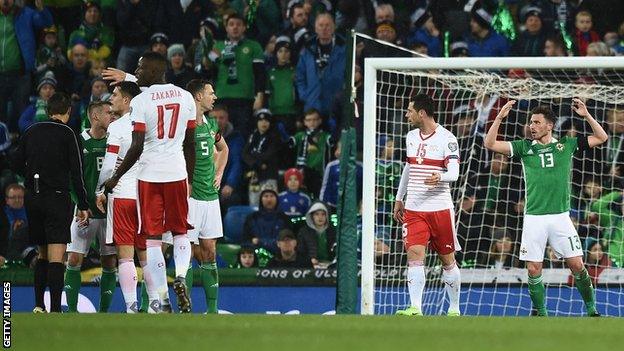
[
  {"x1": 266, "y1": 36, "x2": 298, "y2": 136},
  {"x1": 267, "y1": 228, "x2": 312, "y2": 268},
  {"x1": 465, "y1": 8, "x2": 510, "y2": 57},
  {"x1": 407, "y1": 8, "x2": 441, "y2": 57},
  {"x1": 68, "y1": 1, "x2": 114, "y2": 62},
  {"x1": 513, "y1": 6, "x2": 549, "y2": 57},
  {"x1": 150, "y1": 32, "x2": 169, "y2": 58},
  {"x1": 0, "y1": 0, "x2": 53, "y2": 132},
  {"x1": 18, "y1": 74, "x2": 57, "y2": 133},
  {"x1": 211, "y1": 13, "x2": 265, "y2": 138},
  {"x1": 116, "y1": 0, "x2": 158, "y2": 72}
]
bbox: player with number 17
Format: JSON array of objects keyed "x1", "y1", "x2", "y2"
[{"x1": 484, "y1": 98, "x2": 608, "y2": 316}]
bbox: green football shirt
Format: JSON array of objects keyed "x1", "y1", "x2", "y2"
[
  {"x1": 70, "y1": 130, "x2": 106, "y2": 218},
  {"x1": 510, "y1": 136, "x2": 578, "y2": 215},
  {"x1": 191, "y1": 116, "x2": 220, "y2": 201},
  {"x1": 214, "y1": 38, "x2": 264, "y2": 100}
]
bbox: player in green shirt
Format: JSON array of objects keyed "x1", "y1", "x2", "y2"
[
  {"x1": 65, "y1": 101, "x2": 118, "y2": 313},
  {"x1": 485, "y1": 98, "x2": 608, "y2": 316},
  {"x1": 185, "y1": 79, "x2": 229, "y2": 313}
]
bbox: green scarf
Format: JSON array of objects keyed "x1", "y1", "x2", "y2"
[{"x1": 35, "y1": 99, "x2": 48, "y2": 123}]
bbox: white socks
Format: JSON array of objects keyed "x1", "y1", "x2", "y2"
[
  {"x1": 146, "y1": 239, "x2": 168, "y2": 309},
  {"x1": 173, "y1": 234, "x2": 191, "y2": 278},
  {"x1": 118, "y1": 258, "x2": 138, "y2": 311},
  {"x1": 407, "y1": 261, "x2": 425, "y2": 310},
  {"x1": 442, "y1": 262, "x2": 461, "y2": 313}
]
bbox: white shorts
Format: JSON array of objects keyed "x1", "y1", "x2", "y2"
[
  {"x1": 519, "y1": 212, "x2": 583, "y2": 262},
  {"x1": 67, "y1": 218, "x2": 116, "y2": 256},
  {"x1": 188, "y1": 198, "x2": 223, "y2": 244},
  {"x1": 162, "y1": 231, "x2": 173, "y2": 245}
]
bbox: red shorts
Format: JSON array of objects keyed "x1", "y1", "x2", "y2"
[
  {"x1": 137, "y1": 179, "x2": 191, "y2": 236},
  {"x1": 402, "y1": 208, "x2": 458, "y2": 255},
  {"x1": 111, "y1": 197, "x2": 145, "y2": 250}
]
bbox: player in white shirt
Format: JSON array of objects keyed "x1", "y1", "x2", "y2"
[
  {"x1": 95, "y1": 82, "x2": 145, "y2": 313},
  {"x1": 393, "y1": 93, "x2": 462, "y2": 316},
  {"x1": 102, "y1": 52, "x2": 197, "y2": 314}
]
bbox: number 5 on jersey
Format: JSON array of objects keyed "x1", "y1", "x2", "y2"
[{"x1": 157, "y1": 103, "x2": 180, "y2": 139}]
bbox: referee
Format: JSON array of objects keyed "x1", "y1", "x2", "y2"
[{"x1": 12, "y1": 92, "x2": 89, "y2": 313}]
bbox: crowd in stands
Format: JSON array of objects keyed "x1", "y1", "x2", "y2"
[{"x1": 0, "y1": 0, "x2": 623, "y2": 274}]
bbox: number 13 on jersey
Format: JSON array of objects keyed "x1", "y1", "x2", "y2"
[
  {"x1": 157, "y1": 103, "x2": 180, "y2": 139},
  {"x1": 539, "y1": 153, "x2": 554, "y2": 168}
]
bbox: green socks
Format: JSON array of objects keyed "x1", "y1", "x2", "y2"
[
  {"x1": 528, "y1": 275, "x2": 547, "y2": 316},
  {"x1": 64, "y1": 266, "x2": 82, "y2": 313},
  {"x1": 139, "y1": 280, "x2": 149, "y2": 312},
  {"x1": 186, "y1": 266, "x2": 194, "y2": 288},
  {"x1": 573, "y1": 268, "x2": 597, "y2": 314},
  {"x1": 200, "y1": 262, "x2": 219, "y2": 313},
  {"x1": 99, "y1": 268, "x2": 117, "y2": 313}
]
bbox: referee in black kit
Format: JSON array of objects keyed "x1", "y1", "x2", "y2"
[{"x1": 12, "y1": 93, "x2": 89, "y2": 313}]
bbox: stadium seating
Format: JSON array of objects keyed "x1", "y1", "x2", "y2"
[{"x1": 223, "y1": 205, "x2": 256, "y2": 244}]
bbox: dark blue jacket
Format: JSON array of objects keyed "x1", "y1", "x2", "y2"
[
  {"x1": 223, "y1": 126, "x2": 245, "y2": 189},
  {"x1": 296, "y1": 35, "x2": 346, "y2": 117},
  {"x1": 466, "y1": 30, "x2": 510, "y2": 57},
  {"x1": 319, "y1": 159, "x2": 363, "y2": 207},
  {"x1": 406, "y1": 28, "x2": 441, "y2": 57},
  {"x1": 13, "y1": 6, "x2": 53, "y2": 73},
  {"x1": 242, "y1": 204, "x2": 292, "y2": 255}
]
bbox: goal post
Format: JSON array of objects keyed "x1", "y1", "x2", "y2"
[{"x1": 361, "y1": 56, "x2": 624, "y2": 316}]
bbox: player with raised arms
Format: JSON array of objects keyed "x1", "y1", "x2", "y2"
[
  {"x1": 102, "y1": 52, "x2": 197, "y2": 313},
  {"x1": 393, "y1": 93, "x2": 462, "y2": 316},
  {"x1": 484, "y1": 98, "x2": 608, "y2": 316}
]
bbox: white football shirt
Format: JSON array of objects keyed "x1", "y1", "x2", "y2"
[
  {"x1": 403, "y1": 125, "x2": 460, "y2": 212},
  {"x1": 106, "y1": 113, "x2": 139, "y2": 199},
  {"x1": 130, "y1": 83, "x2": 196, "y2": 182}
]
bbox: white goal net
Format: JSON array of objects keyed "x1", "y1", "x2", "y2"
[{"x1": 361, "y1": 57, "x2": 624, "y2": 316}]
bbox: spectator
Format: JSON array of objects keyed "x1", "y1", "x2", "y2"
[
  {"x1": 194, "y1": 17, "x2": 221, "y2": 78},
  {"x1": 584, "y1": 237, "x2": 612, "y2": 285},
  {"x1": 406, "y1": 8, "x2": 441, "y2": 57},
  {"x1": 278, "y1": 168, "x2": 311, "y2": 218},
  {"x1": 573, "y1": 10, "x2": 600, "y2": 56},
  {"x1": 291, "y1": 109, "x2": 332, "y2": 197},
  {"x1": 266, "y1": 36, "x2": 298, "y2": 136},
  {"x1": 514, "y1": 6, "x2": 548, "y2": 57},
  {"x1": 76, "y1": 77, "x2": 110, "y2": 131},
  {"x1": 586, "y1": 41, "x2": 611, "y2": 56},
  {"x1": 18, "y1": 74, "x2": 57, "y2": 133},
  {"x1": 267, "y1": 228, "x2": 312, "y2": 268},
  {"x1": 603, "y1": 108, "x2": 624, "y2": 179},
  {"x1": 319, "y1": 140, "x2": 363, "y2": 211},
  {"x1": 465, "y1": 8, "x2": 510, "y2": 57},
  {"x1": 155, "y1": 0, "x2": 209, "y2": 47},
  {"x1": 334, "y1": 0, "x2": 376, "y2": 34},
  {"x1": 68, "y1": 2, "x2": 114, "y2": 62},
  {"x1": 296, "y1": 13, "x2": 345, "y2": 119},
  {"x1": 149, "y1": 32, "x2": 169, "y2": 58},
  {"x1": 279, "y1": 1, "x2": 311, "y2": 64},
  {"x1": 589, "y1": 189, "x2": 623, "y2": 267},
  {"x1": 0, "y1": 0, "x2": 53, "y2": 132},
  {"x1": 242, "y1": 109, "x2": 281, "y2": 206},
  {"x1": 165, "y1": 44, "x2": 198, "y2": 88},
  {"x1": 450, "y1": 41, "x2": 469, "y2": 57},
  {"x1": 603, "y1": 31, "x2": 624, "y2": 55},
  {"x1": 212, "y1": 13, "x2": 265, "y2": 137},
  {"x1": 4, "y1": 183, "x2": 26, "y2": 232},
  {"x1": 57, "y1": 43, "x2": 92, "y2": 102},
  {"x1": 479, "y1": 228, "x2": 518, "y2": 269},
  {"x1": 35, "y1": 25, "x2": 67, "y2": 82},
  {"x1": 374, "y1": 3, "x2": 394, "y2": 23},
  {"x1": 543, "y1": 34, "x2": 567, "y2": 56},
  {"x1": 2, "y1": 183, "x2": 36, "y2": 267},
  {"x1": 116, "y1": 0, "x2": 158, "y2": 73},
  {"x1": 297, "y1": 202, "x2": 336, "y2": 267},
  {"x1": 231, "y1": 0, "x2": 281, "y2": 47},
  {"x1": 232, "y1": 245, "x2": 258, "y2": 268},
  {"x1": 243, "y1": 184, "x2": 293, "y2": 254},
  {"x1": 214, "y1": 105, "x2": 244, "y2": 209}
]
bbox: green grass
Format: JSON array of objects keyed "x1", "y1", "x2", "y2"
[{"x1": 9, "y1": 314, "x2": 624, "y2": 351}]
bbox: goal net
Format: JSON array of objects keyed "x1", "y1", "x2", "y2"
[{"x1": 361, "y1": 57, "x2": 624, "y2": 316}]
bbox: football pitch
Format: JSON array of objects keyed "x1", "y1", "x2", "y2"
[{"x1": 9, "y1": 314, "x2": 623, "y2": 350}]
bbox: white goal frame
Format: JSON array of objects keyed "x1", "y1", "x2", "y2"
[{"x1": 361, "y1": 56, "x2": 624, "y2": 315}]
